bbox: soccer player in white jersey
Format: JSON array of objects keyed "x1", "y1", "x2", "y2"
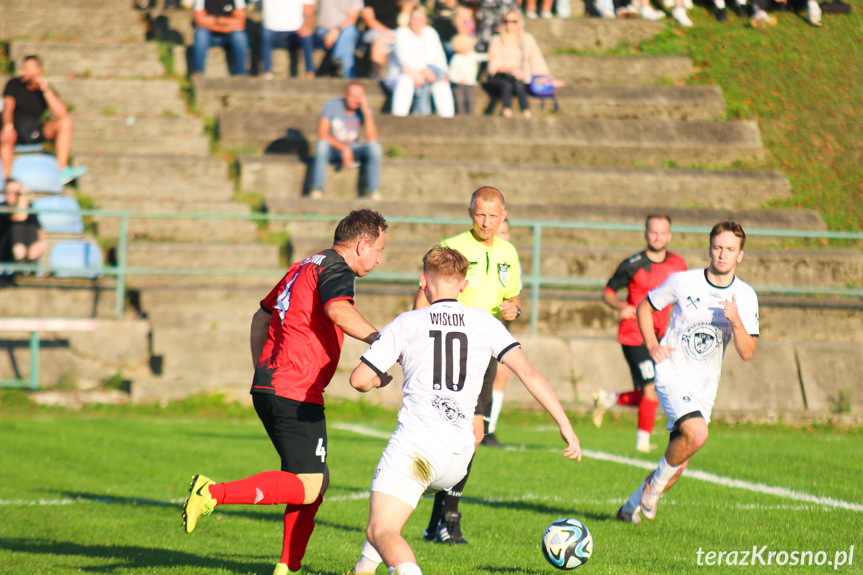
[
  {"x1": 345, "y1": 246, "x2": 582, "y2": 575},
  {"x1": 616, "y1": 220, "x2": 759, "y2": 523}
]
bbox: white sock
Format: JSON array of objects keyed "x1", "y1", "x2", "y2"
[
  {"x1": 489, "y1": 390, "x2": 505, "y2": 433},
  {"x1": 621, "y1": 482, "x2": 644, "y2": 514},
  {"x1": 390, "y1": 564, "x2": 423, "y2": 575},
  {"x1": 354, "y1": 539, "x2": 383, "y2": 574},
  {"x1": 715, "y1": 0, "x2": 726, "y2": 7},
  {"x1": 636, "y1": 429, "x2": 651, "y2": 449},
  {"x1": 649, "y1": 456, "x2": 682, "y2": 493}
]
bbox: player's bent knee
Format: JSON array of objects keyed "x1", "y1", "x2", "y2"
[{"x1": 296, "y1": 472, "x2": 324, "y2": 504}]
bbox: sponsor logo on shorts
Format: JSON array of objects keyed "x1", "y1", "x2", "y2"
[
  {"x1": 681, "y1": 321, "x2": 722, "y2": 361},
  {"x1": 432, "y1": 395, "x2": 465, "y2": 424}
]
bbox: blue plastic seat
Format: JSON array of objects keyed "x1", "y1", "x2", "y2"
[
  {"x1": 49, "y1": 240, "x2": 103, "y2": 279},
  {"x1": 10, "y1": 154, "x2": 62, "y2": 194},
  {"x1": 32, "y1": 196, "x2": 85, "y2": 234},
  {"x1": 13, "y1": 143, "x2": 45, "y2": 155}
]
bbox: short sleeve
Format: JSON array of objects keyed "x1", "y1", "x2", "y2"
[
  {"x1": 350, "y1": 0, "x2": 365, "y2": 11},
  {"x1": 503, "y1": 247, "x2": 521, "y2": 300},
  {"x1": 647, "y1": 272, "x2": 681, "y2": 311},
  {"x1": 260, "y1": 275, "x2": 287, "y2": 313},
  {"x1": 738, "y1": 288, "x2": 760, "y2": 336},
  {"x1": 320, "y1": 98, "x2": 338, "y2": 120},
  {"x1": 606, "y1": 258, "x2": 636, "y2": 293},
  {"x1": 3, "y1": 79, "x2": 14, "y2": 98},
  {"x1": 318, "y1": 258, "x2": 355, "y2": 307},
  {"x1": 360, "y1": 317, "x2": 403, "y2": 375},
  {"x1": 489, "y1": 318, "x2": 520, "y2": 363}
]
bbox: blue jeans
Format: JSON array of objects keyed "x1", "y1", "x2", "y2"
[
  {"x1": 311, "y1": 140, "x2": 382, "y2": 194},
  {"x1": 192, "y1": 28, "x2": 249, "y2": 75},
  {"x1": 313, "y1": 25, "x2": 359, "y2": 78},
  {"x1": 261, "y1": 28, "x2": 315, "y2": 75}
]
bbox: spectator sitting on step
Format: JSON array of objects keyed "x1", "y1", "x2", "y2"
[
  {"x1": 0, "y1": 179, "x2": 46, "y2": 266},
  {"x1": 191, "y1": 0, "x2": 250, "y2": 76},
  {"x1": 473, "y1": 0, "x2": 519, "y2": 52},
  {"x1": 261, "y1": 0, "x2": 316, "y2": 79},
  {"x1": 486, "y1": 9, "x2": 558, "y2": 118},
  {"x1": 361, "y1": 0, "x2": 401, "y2": 79},
  {"x1": 314, "y1": 0, "x2": 363, "y2": 77},
  {"x1": 1, "y1": 56, "x2": 86, "y2": 185},
  {"x1": 385, "y1": 4, "x2": 454, "y2": 118},
  {"x1": 309, "y1": 82, "x2": 382, "y2": 200}
]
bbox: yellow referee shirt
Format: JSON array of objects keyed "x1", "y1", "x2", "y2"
[{"x1": 442, "y1": 230, "x2": 521, "y2": 319}]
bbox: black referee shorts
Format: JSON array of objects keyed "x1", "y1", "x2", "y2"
[{"x1": 253, "y1": 393, "x2": 328, "y2": 475}]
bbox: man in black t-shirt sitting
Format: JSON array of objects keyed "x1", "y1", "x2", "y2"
[{"x1": 1, "y1": 55, "x2": 86, "y2": 184}]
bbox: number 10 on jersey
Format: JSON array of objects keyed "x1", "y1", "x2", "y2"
[{"x1": 429, "y1": 330, "x2": 468, "y2": 392}]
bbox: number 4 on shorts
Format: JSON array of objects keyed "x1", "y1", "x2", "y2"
[{"x1": 315, "y1": 438, "x2": 327, "y2": 462}]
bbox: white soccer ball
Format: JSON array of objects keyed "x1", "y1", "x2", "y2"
[{"x1": 541, "y1": 518, "x2": 593, "y2": 570}]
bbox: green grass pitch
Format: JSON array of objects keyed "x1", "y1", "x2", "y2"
[{"x1": 1, "y1": 397, "x2": 860, "y2": 574}]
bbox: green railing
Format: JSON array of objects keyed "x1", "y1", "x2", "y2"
[{"x1": 2, "y1": 209, "x2": 862, "y2": 336}]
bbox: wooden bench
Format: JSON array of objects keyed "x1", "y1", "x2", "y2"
[{"x1": 0, "y1": 318, "x2": 98, "y2": 390}]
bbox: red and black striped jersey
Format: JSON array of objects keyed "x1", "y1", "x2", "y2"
[
  {"x1": 252, "y1": 249, "x2": 356, "y2": 404},
  {"x1": 605, "y1": 250, "x2": 687, "y2": 346}
]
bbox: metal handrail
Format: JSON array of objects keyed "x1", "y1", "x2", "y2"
[{"x1": 2, "y1": 208, "x2": 861, "y2": 335}]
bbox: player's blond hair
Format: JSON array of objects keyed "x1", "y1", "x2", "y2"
[
  {"x1": 710, "y1": 220, "x2": 746, "y2": 250},
  {"x1": 423, "y1": 246, "x2": 469, "y2": 279}
]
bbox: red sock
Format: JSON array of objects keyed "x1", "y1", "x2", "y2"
[
  {"x1": 209, "y1": 471, "x2": 305, "y2": 506},
  {"x1": 638, "y1": 398, "x2": 660, "y2": 433},
  {"x1": 617, "y1": 390, "x2": 643, "y2": 406},
  {"x1": 281, "y1": 494, "x2": 323, "y2": 571}
]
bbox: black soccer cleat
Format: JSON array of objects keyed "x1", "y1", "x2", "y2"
[
  {"x1": 433, "y1": 511, "x2": 469, "y2": 545},
  {"x1": 480, "y1": 433, "x2": 503, "y2": 448}
]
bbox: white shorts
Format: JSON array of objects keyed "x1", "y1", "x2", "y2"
[
  {"x1": 654, "y1": 369, "x2": 717, "y2": 431},
  {"x1": 370, "y1": 423, "x2": 474, "y2": 509}
]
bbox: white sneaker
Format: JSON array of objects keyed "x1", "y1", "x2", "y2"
[
  {"x1": 309, "y1": 189, "x2": 323, "y2": 199},
  {"x1": 750, "y1": 8, "x2": 777, "y2": 28},
  {"x1": 807, "y1": 0, "x2": 822, "y2": 25},
  {"x1": 640, "y1": 5, "x2": 666, "y2": 19},
  {"x1": 640, "y1": 481, "x2": 662, "y2": 520},
  {"x1": 672, "y1": 5, "x2": 693, "y2": 25},
  {"x1": 636, "y1": 440, "x2": 657, "y2": 453},
  {"x1": 591, "y1": 389, "x2": 617, "y2": 428},
  {"x1": 540, "y1": 10, "x2": 554, "y2": 17},
  {"x1": 616, "y1": 505, "x2": 642, "y2": 524},
  {"x1": 526, "y1": 10, "x2": 538, "y2": 18}
]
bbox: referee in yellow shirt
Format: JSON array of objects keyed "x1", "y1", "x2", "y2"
[{"x1": 415, "y1": 186, "x2": 522, "y2": 545}]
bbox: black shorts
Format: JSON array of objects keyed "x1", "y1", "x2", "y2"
[
  {"x1": 14, "y1": 119, "x2": 45, "y2": 144},
  {"x1": 10, "y1": 221, "x2": 40, "y2": 247},
  {"x1": 252, "y1": 393, "x2": 328, "y2": 475},
  {"x1": 475, "y1": 356, "x2": 498, "y2": 420},
  {"x1": 621, "y1": 344, "x2": 656, "y2": 390}
]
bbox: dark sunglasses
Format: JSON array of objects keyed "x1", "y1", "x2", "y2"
[{"x1": 503, "y1": 19, "x2": 520, "y2": 22}]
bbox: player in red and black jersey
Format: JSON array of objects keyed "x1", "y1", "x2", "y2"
[
  {"x1": 182, "y1": 209, "x2": 390, "y2": 575},
  {"x1": 594, "y1": 214, "x2": 687, "y2": 452}
]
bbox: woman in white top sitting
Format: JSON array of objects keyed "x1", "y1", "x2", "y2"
[{"x1": 386, "y1": 4, "x2": 454, "y2": 118}]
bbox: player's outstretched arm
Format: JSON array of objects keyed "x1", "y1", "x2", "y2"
[
  {"x1": 325, "y1": 300, "x2": 379, "y2": 344},
  {"x1": 503, "y1": 348, "x2": 582, "y2": 461},
  {"x1": 349, "y1": 362, "x2": 393, "y2": 392}
]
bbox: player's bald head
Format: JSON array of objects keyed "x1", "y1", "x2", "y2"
[
  {"x1": 423, "y1": 246, "x2": 469, "y2": 279},
  {"x1": 469, "y1": 186, "x2": 506, "y2": 211}
]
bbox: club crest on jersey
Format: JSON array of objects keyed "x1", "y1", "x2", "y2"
[
  {"x1": 498, "y1": 263, "x2": 510, "y2": 286},
  {"x1": 432, "y1": 395, "x2": 465, "y2": 424},
  {"x1": 681, "y1": 321, "x2": 722, "y2": 361}
]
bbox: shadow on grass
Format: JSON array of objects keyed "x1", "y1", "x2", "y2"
[{"x1": 0, "y1": 537, "x2": 273, "y2": 574}]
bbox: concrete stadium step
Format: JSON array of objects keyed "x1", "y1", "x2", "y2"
[
  {"x1": 345, "y1": 288, "x2": 863, "y2": 343},
  {"x1": 94, "y1": 201, "x2": 259, "y2": 242},
  {"x1": 137, "y1": 286, "x2": 271, "y2": 330},
  {"x1": 49, "y1": 78, "x2": 185, "y2": 117},
  {"x1": 264, "y1": 198, "x2": 826, "y2": 247},
  {"x1": 195, "y1": 77, "x2": 726, "y2": 120},
  {"x1": 242, "y1": 156, "x2": 790, "y2": 209},
  {"x1": 73, "y1": 116, "x2": 202, "y2": 139},
  {"x1": 8, "y1": 42, "x2": 164, "y2": 79},
  {"x1": 0, "y1": 6, "x2": 145, "y2": 43},
  {"x1": 524, "y1": 18, "x2": 664, "y2": 53},
  {"x1": 81, "y1": 178, "x2": 235, "y2": 203},
  {"x1": 0, "y1": 279, "x2": 121, "y2": 319},
  {"x1": 74, "y1": 136, "x2": 210, "y2": 156},
  {"x1": 75, "y1": 154, "x2": 229, "y2": 181},
  {"x1": 125, "y1": 242, "x2": 283, "y2": 288},
  {"x1": 545, "y1": 55, "x2": 694, "y2": 86},
  {"x1": 220, "y1": 111, "x2": 764, "y2": 166},
  {"x1": 288, "y1": 237, "x2": 863, "y2": 290},
  {"x1": 149, "y1": 328, "x2": 252, "y2": 390}
]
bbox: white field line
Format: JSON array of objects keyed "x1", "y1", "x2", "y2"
[
  {"x1": 4, "y1": 424, "x2": 859, "y2": 512},
  {"x1": 335, "y1": 423, "x2": 863, "y2": 513}
]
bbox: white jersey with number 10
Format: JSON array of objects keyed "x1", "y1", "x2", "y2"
[{"x1": 360, "y1": 299, "x2": 520, "y2": 454}]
